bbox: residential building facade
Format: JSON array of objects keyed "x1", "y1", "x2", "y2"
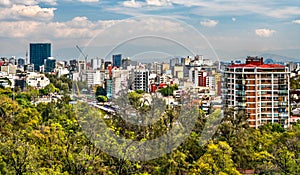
[
  {"x1": 223, "y1": 57, "x2": 290, "y2": 128},
  {"x1": 133, "y1": 69, "x2": 149, "y2": 92}
]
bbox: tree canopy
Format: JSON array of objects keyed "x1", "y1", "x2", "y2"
[{"x1": 0, "y1": 84, "x2": 299, "y2": 174}]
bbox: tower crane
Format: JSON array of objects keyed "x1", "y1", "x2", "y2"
[
  {"x1": 76, "y1": 45, "x2": 88, "y2": 70},
  {"x1": 76, "y1": 45, "x2": 88, "y2": 62},
  {"x1": 74, "y1": 45, "x2": 88, "y2": 97}
]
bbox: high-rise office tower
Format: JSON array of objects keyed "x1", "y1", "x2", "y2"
[
  {"x1": 112, "y1": 54, "x2": 122, "y2": 68},
  {"x1": 30, "y1": 43, "x2": 51, "y2": 71},
  {"x1": 223, "y1": 57, "x2": 290, "y2": 128}
]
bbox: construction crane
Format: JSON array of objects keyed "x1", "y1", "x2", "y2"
[{"x1": 76, "y1": 45, "x2": 88, "y2": 63}]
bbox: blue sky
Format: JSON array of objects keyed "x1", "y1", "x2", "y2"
[{"x1": 0, "y1": 0, "x2": 300, "y2": 61}]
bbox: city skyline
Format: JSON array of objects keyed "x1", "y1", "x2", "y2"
[{"x1": 0, "y1": 1, "x2": 300, "y2": 61}]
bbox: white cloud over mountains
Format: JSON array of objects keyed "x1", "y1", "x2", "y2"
[{"x1": 255, "y1": 29, "x2": 276, "y2": 38}]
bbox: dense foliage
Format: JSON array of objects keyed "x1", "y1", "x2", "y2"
[
  {"x1": 0, "y1": 85, "x2": 299, "y2": 174},
  {"x1": 158, "y1": 85, "x2": 178, "y2": 97}
]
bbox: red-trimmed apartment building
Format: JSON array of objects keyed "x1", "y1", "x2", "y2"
[{"x1": 223, "y1": 57, "x2": 290, "y2": 128}]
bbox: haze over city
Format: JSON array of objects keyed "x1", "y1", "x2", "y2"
[{"x1": 0, "y1": 0, "x2": 300, "y2": 61}]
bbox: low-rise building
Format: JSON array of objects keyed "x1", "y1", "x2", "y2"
[{"x1": 26, "y1": 72, "x2": 50, "y2": 88}]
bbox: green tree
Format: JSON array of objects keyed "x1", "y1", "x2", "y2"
[
  {"x1": 158, "y1": 84, "x2": 178, "y2": 97},
  {"x1": 191, "y1": 141, "x2": 241, "y2": 175},
  {"x1": 40, "y1": 83, "x2": 58, "y2": 96},
  {"x1": 135, "y1": 90, "x2": 145, "y2": 94},
  {"x1": 95, "y1": 86, "x2": 107, "y2": 97},
  {"x1": 97, "y1": 95, "x2": 108, "y2": 102},
  {"x1": 128, "y1": 91, "x2": 143, "y2": 108}
]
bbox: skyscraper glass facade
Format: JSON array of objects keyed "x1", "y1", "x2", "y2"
[
  {"x1": 30, "y1": 43, "x2": 51, "y2": 71},
  {"x1": 112, "y1": 54, "x2": 122, "y2": 68}
]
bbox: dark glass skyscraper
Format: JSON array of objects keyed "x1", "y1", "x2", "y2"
[
  {"x1": 45, "y1": 57, "x2": 56, "y2": 72},
  {"x1": 30, "y1": 43, "x2": 51, "y2": 71},
  {"x1": 112, "y1": 54, "x2": 122, "y2": 68}
]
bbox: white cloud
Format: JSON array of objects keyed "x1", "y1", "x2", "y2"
[
  {"x1": 255, "y1": 28, "x2": 276, "y2": 38},
  {"x1": 170, "y1": 0, "x2": 300, "y2": 19},
  {"x1": 77, "y1": 0, "x2": 99, "y2": 2},
  {"x1": 232, "y1": 17, "x2": 236, "y2": 22},
  {"x1": 0, "y1": 16, "x2": 187, "y2": 40},
  {"x1": 200, "y1": 19, "x2": 218, "y2": 27},
  {"x1": 1, "y1": 0, "x2": 57, "y2": 6},
  {"x1": 122, "y1": 0, "x2": 172, "y2": 8},
  {"x1": 0, "y1": 0, "x2": 11, "y2": 6},
  {"x1": 0, "y1": 17, "x2": 105, "y2": 39},
  {"x1": 292, "y1": 20, "x2": 300, "y2": 24},
  {"x1": 0, "y1": 4, "x2": 56, "y2": 21},
  {"x1": 123, "y1": 0, "x2": 143, "y2": 8},
  {"x1": 146, "y1": 0, "x2": 172, "y2": 6},
  {"x1": 66, "y1": 16, "x2": 95, "y2": 28}
]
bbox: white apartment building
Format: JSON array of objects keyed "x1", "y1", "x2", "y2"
[
  {"x1": 112, "y1": 69, "x2": 130, "y2": 98},
  {"x1": 85, "y1": 70, "x2": 105, "y2": 87},
  {"x1": 133, "y1": 69, "x2": 150, "y2": 93},
  {"x1": 26, "y1": 72, "x2": 50, "y2": 88}
]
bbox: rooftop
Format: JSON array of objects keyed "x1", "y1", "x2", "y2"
[
  {"x1": 229, "y1": 63, "x2": 285, "y2": 68},
  {"x1": 229, "y1": 56, "x2": 285, "y2": 69}
]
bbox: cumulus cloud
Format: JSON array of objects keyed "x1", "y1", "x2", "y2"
[
  {"x1": 255, "y1": 28, "x2": 276, "y2": 38},
  {"x1": 0, "y1": 4, "x2": 56, "y2": 21},
  {"x1": 200, "y1": 19, "x2": 218, "y2": 27},
  {"x1": 0, "y1": 16, "x2": 103, "y2": 39},
  {"x1": 123, "y1": 0, "x2": 143, "y2": 8},
  {"x1": 0, "y1": 0, "x2": 57, "y2": 6},
  {"x1": 65, "y1": 16, "x2": 95, "y2": 28},
  {"x1": 0, "y1": 16, "x2": 186, "y2": 40},
  {"x1": 292, "y1": 19, "x2": 300, "y2": 24},
  {"x1": 146, "y1": 0, "x2": 172, "y2": 6}
]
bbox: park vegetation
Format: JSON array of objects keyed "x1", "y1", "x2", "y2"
[{"x1": 0, "y1": 76, "x2": 299, "y2": 174}]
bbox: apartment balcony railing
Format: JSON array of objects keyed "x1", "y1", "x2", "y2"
[
  {"x1": 236, "y1": 91, "x2": 246, "y2": 96},
  {"x1": 278, "y1": 90, "x2": 288, "y2": 95},
  {"x1": 237, "y1": 102, "x2": 246, "y2": 107},
  {"x1": 279, "y1": 113, "x2": 289, "y2": 118}
]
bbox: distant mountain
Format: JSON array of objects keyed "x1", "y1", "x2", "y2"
[{"x1": 258, "y1": 53, "x2": 297, "y2": 62}]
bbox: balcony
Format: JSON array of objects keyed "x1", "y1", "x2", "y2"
[
  {"x1": 278, "y1": 90, "x2": 288, "y2": 95},
  {"x1": 237, "y1": 102, "x2": 246, "y2": 107},
  {"x1": 279, "y1": 113, "x2": 289, "y2": 118},
  {"x1": 236, "y1": 97, "x2": 246, "y2": 102},
  {"x1": 236, "y1": 91, "x2": 246, "y2": 96}
]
